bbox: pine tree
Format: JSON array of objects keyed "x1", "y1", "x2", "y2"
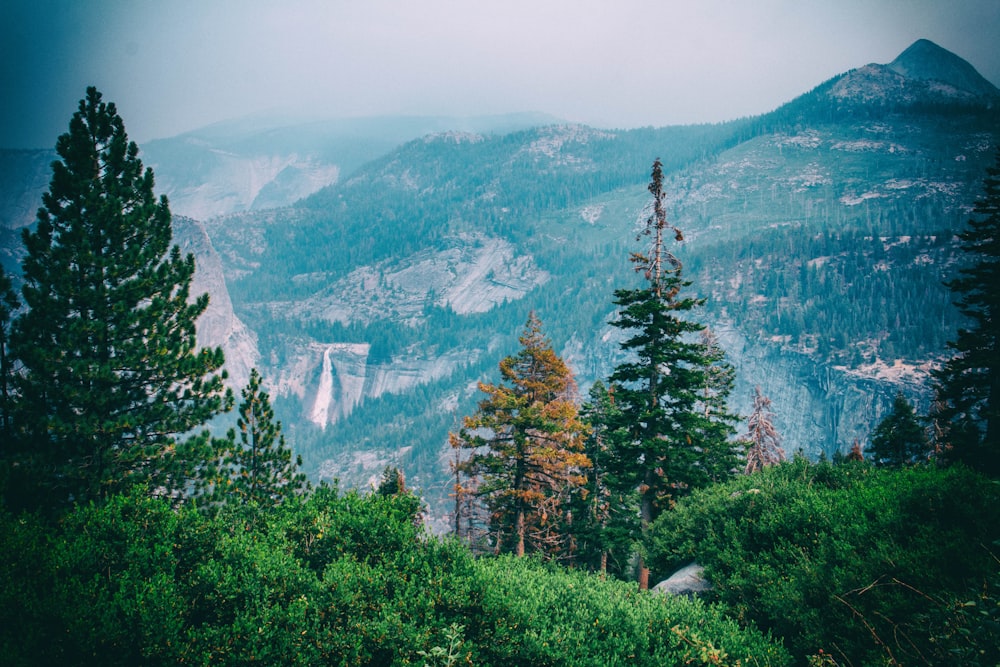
[
  {"x1": 218, "y1": 368, "x2": 307, "y2": 507},
  {"x1": 870, "y1": 392, "x2": 928, "y2": 466},
  {"x1": 573, "y1": 380, "x2": 636, "y2": 575},
  {"x1": 376, "y1": 465, "x2": 407, "y2": 496},
  {"x1": 605, "y1": 159, "x2": 739, "y2": 587},
  {"x1": 0, "y1": 265, "x2": 18, "y2": 443},
  {"x1": 8, "y1": 87, "x2": 231, "y2": 507},
  {"x1": 932, "y1": 148, "x2": 1000, "y2": 476},
  {"x1": 451, "y1": 312, "x2": 589, "y2": 560},
  {"x1": 845, "y1": 439, "x2": 866, "y2": 462},
  {"x1": 743, "y1": 386, "x2": 786, "y2": 474}
]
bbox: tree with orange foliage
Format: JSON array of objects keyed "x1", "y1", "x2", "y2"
[{"x1": 451, "y1": 312, "x2": 589, "y2": 560}]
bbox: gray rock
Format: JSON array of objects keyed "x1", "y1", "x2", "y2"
[{"x1": 652, "y1": 562, "x2": 712, "y2": 597}]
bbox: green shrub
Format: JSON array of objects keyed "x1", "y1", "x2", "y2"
[
  {"x1": 646, "y1": 459, "x2": 1000, "y2": 666},
  {"x1": 0, "y1": 483, "x2": 789, "y2": 666},
  {"x1": 467, "y1": 555, "x2": 789, "y2": 666}
]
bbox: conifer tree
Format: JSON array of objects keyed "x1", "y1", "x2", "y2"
[
  {"x1": 743, "y1": 386, "x2": 786, "y2": 474},
  {"x1": 451, "y1": 312, "x2": 589, "y2": 559},
  {"x1": 8, "y1": 87, "x2": 231, "y2": 507},
  {"x1": 0, "y1": 265, "x2": 18, "y2": 443},
  {"x1": 845, "y1": 439, "x2": 866, "y2": 462},
  {"x1": 870, "y1": 392, "x2": 928, "y2": 466},
  {"x1": 605, "y1": 159, "x2": 738, "y2": 586},
  {"x1": 218, "y1": 368, "x2": 307, "y2": 507},
  {"x1": 932, "y1": 148, "x2": 1000, "y2": 475},
  {"x1": 573, "y1": 380, "x2": 635, "y2": 575}
]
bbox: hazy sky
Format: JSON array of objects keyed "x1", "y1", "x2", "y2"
[{"x1": 4, "y1": 0, "x2": 1000, "y2": 149}]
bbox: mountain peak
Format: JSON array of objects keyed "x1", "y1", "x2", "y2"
[{"x1": 888, "y1": 39, "x2": 999, "y2": 97}]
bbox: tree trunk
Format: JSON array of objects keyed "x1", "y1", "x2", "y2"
[
  {"x1": 515, "y1": 507, "x2": 525, "y2": 557},
  {"x1": 638, "y1": 558, "x2": 650, "y2": 591}
]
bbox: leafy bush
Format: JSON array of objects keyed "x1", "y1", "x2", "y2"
[
  {"x1": 645, "y1": 458, "x2": 1000, "y2": 666},
  {"x1": 0, "y1": 484, "x2": 789, "y2": 666},
  {"x1": 468, "y1": 555, "x2": 788, "y2": 666}
]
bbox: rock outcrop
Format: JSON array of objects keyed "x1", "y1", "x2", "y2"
[
  {"x1": 652, "y1": 563, "x2": 712, "y2": 597},
  {"x1": 172, "y1": 215, "x2": 259, "y2": 388}
]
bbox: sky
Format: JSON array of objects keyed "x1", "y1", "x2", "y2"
[{"x1": 3, "y1": 0, "x2": 1000, "y2": 149}]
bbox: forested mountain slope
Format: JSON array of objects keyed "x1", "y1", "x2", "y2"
[{"x1": 2, "y1": 40, "x2": 997, "y2": 527}]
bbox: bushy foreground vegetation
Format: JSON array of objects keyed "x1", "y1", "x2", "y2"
[
  {"x1": 647, "y1": 459, "x2": 1000, "y2": 666},
  {"x1": 0, "y1": 485, "x2": 788, "y2": 667}
]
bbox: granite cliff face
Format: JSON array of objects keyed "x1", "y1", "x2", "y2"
[
  {"x1": 717, "y1": 327, "x2": 933, "y2": 459},
  {"x1": 150, "y1": 151, "x2": 340, "y2": 221},
  {"x1": 171, "y1": 215, "x2": 259, "y2": 389},
  {"x1": 265, "y1": 233, "x2": 549, "y2": 326}
]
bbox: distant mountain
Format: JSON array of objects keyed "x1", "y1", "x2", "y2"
[
  {"x1": 141, "y1": 112, "x2": 565, "y2": 220},
  {"x1": 2, "y1": 40, "x2": 998, "y2": 530}
]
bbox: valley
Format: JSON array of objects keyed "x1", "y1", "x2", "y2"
[{"x1": 2, "y1": 39, "x2": 998, "y2": 527}]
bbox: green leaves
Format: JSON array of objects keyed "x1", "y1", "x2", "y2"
[{"x1": 646, "y1": 459, "x2": 1000, "y2": 665}]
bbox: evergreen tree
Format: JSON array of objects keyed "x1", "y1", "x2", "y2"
[
  {"x1": 7, "y1": 87, "x2": 231, "y2": 507},
  {"x1": 451, "y1": 312, "x2": 589, "y2": 560},
  {"x1": 870, "y1": 392, "x2": 928, "y2": 466},
  {"x1": 376, "y1": 465, "x2": 407, "y2": 496},
  {"x1": 743, "y1": 386, "x2": 786, "y2": 474},
  {"x1": 573, "y1": 380, "x2": 635, "y2": 575},
  {"x1": 932, "y1": 148, "x2": 1000, "y2": 475},
  {"x1": 0, "y1": 265, "x2": 18, "y2": 443},
  {"x1": 605, "y1": 159, "x2": 738, "y2": 587},
  {"x1": 218, "y1": 368, "x2": 307, "y2": 507}
]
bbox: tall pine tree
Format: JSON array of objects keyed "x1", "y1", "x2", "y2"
[
  {"x1": 451, "y1": 312, "x2": 589, "y2": 560},
  {"x1": 573, "y1": 380, "x2": 635, "y2": 576},
  {"x1": 8, "y1": 87, "x2": 231, "y2": 507},
  {"x1": 932, "y1": 148, "x2": 1000, "y2": 476},
  {"x1": 605, "y1": 159, "x2": 738, "y2": 587}
]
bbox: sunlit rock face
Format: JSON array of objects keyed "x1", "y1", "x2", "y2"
[
  {"x1": 172, "y1": 215, "x2": 259, "y2": 389},
  {"x1": 267, "y1": 233, "x2": 549, "y2": 327}
]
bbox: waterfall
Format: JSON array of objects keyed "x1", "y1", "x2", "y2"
[{"x1": 309, "y1": 345, "x2": 334, "y2": 429}]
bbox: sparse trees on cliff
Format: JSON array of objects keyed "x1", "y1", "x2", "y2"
[
  {"x1": 6, "y1": 87, "x2": 231, "y2": 508},
  {"x1": 932, "y1": 147, "x2": 1000, "y2": 475},
  {"x1": 451, "y1": 312, "x2": 589, "y2": 560}
]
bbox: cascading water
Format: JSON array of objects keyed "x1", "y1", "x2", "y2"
[{"x1": 309, "y1": 345, "x2": 334, "y2": 429}]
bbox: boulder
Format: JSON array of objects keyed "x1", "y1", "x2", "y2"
[{"x1": 652, "y1": 562, "x2": 712, "y2": 597}]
